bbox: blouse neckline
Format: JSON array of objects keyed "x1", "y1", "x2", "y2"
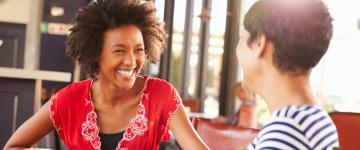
[{"x1": 87, "y1": 75, "x2": 151, "y2": 149}]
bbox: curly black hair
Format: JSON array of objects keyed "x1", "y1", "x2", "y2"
[
  {"x1": 66, "y1": 0, "x2": 167, "y2": 78},
  {"x1": 244, "y1": 0, "x2": 333, "y2": 75}
]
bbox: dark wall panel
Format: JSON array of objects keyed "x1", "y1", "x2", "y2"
[
  {"x1": 0, "y1": 78, "x2": 35, "y2": 149},
  {"x1": 40, "y1": 0, "x2": 90, "y2": 89},
  {"x1": 0, "y1": 22, "x2": 25, "y2": 68}
]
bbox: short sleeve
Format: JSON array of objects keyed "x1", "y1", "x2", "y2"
[
  {"x1": 161, "y1": 84, "x2": 182, "y2": 141},
  {"x1": 49, "y1": 90, "x2": 65, "y2": 137}
]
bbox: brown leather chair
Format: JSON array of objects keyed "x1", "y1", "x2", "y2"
[
  {"x1": 329, "y1": 112, "x2": 360, "y2": 150},
  {"x1": 192, "y1": 118, "x2": 259, "y2": 150}
]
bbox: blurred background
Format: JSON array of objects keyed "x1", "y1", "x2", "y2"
[{"x1": 0, "y1": 0, "x2": 359, "y2": 149}]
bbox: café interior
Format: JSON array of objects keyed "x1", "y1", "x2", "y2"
[{"x1": 0, "y1": 0, "x2": 360, "y2": 149}]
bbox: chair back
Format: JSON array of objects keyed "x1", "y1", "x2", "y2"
[
  {"x1": 192, "y1": 118, "x2": 259, "y2": 150},
  {"x1": 329, "y1": 112, "x2": 360, "y2": 150},
  {"x1": 183, "y1": 99, "x2": 199, "y2": 112}
]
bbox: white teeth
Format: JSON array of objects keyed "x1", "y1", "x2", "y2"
[{"x1": 117, "y1": 69, "x2": 134, "y2": 77}]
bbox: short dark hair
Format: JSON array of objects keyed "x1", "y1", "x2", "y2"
[
  {"x1": 244, "y1": 0, "x2": 333, "y2": 75},
  {"x1": 66, "y1": 0, "x2": 167, "y2": 78}
]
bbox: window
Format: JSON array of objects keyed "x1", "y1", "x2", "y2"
[
  {"x1": 155, "y1": 0, "x2": 228, "y2": 115},
  {"x1": 311, "y1": 0, "x2": 360, "y2": 113},
  {"x1": 203, "y1": 0, "x2": 227, "y2": 117}
]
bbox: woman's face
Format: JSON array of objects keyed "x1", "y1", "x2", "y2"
[
  {"x1": 236, "y1": 29, "x2": 261, "y2": 94},
  {"x1": 98, "y1": 25, "x2": 145, "y2": 90}
]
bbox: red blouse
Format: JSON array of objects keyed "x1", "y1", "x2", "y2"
[{"x1": 49, "y1": 76, "x2": 182, "y2": 150}]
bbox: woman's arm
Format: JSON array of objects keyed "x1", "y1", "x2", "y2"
[
  {"x1": 4, "y1": 101, "x2": 54, "y2": 150},
  {"x1": 169, "y1": 105, "x2": 209, "y2": 150}
]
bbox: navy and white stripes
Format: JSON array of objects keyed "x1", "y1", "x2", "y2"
[{"x1": 247, "y1": 105, "x2": 339, "y2": 150}]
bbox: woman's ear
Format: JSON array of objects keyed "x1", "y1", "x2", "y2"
[{"x1": 253, "y1": 34, "x2": 267, "y2": 58}]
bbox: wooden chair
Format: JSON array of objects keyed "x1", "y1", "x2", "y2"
[
  {"x1": 329, "y1": 112, "x2": 360, "y2": 150},
  {"x1": 192, "y1": 118, "x2": 259, "y2": 150}
]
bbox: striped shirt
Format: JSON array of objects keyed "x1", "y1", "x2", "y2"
[{"x1": 247, "y1": 105, "x2": 339, "y2": 150}]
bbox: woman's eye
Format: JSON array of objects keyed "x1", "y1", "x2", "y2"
[
  {"x1": 137, "y1": 48, "x2": 144, "y2": 52},
  {"x1": 114, "y1": 49, "x2": 125, "y2": 53}
]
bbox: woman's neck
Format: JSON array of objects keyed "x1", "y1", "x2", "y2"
[
  {"x1": 92, "y1": 76, "x2": 143, "y2": 106},
  {"x1": 259, "y1": 72, "x2": 318, "y2": 113}
]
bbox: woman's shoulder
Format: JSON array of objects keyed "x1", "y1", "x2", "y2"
[
  {"x1": 146, "y1": 76, "x2": 173, "y2": 89},
  {"x1": 145, "y1": 76, "x2": 181, "y2": 102},
  {"x1": 55, "y1": 79, "x2": 92, "y2": 98},
  {"x1": 50, "y1": 79, "x2": 92, "y2": 113}
]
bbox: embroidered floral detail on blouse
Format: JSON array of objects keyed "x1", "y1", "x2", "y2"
[
  {"x1": 123, "y1": 114, "x2": 149, "y2": 141},
  {"x1": 138, "y1": 103, "x2": 146, "y2": 115},
  {"x1": 123, "y1": 104, "x2": 149, "y2": 141},
  {"x1": 143, "y1": 93, "x2": 149, "y2": 101},
  {"x1": 81, "y1": 111, "x2": 101, "y2": 149},
  {"x1": 84, "y1": 97, "x2": 91, "y2": 106},
  {"x1": 168, "y1": 92, "x2": 181, "y2": 120},
  {"x1": 163, "y1": 92, "x2": 181, "y2": 137},
  {"x1": 173, "y1": 91, "x2": 181, "y2": 104},
  {"x1": 49, "y1": 93, "x2": 61, "y2": 132}
]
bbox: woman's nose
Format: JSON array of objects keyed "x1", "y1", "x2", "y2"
[{"x1": 122, "y1": 51, "x2": 136, "y2": 67}]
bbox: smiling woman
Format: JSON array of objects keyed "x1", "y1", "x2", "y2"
[
  {"x1": 4, "y1": 0, "x2": 209, "y2": 150},
  {"x1": 97, "y1": 25, "x2": 146, "y2": 90},
  {"x1": 65, "y1": 0, "x2": 166, "y2": 79}
]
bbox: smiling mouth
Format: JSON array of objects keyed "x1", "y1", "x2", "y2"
[{"x1": 117, "y1": 69, "x2": 135, "y2": 79}]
